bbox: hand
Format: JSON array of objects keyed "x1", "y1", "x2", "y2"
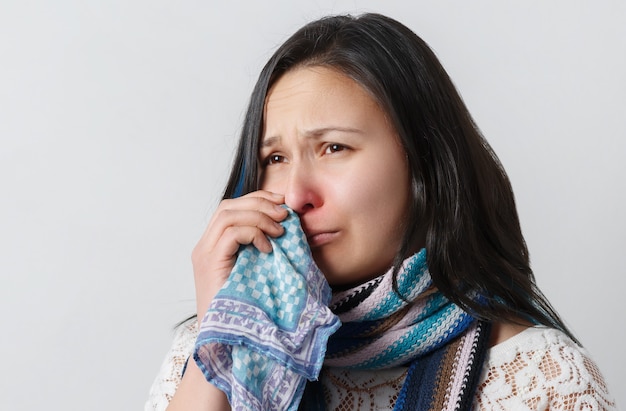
[
  {"x1": 167, "y1": 193, "x2": 286, "y2": 411},
  {"x1": 191, "y1": 190, "x2": 288, "y2": 323}
]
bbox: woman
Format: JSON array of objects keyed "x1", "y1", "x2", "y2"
[{"x1": 146, "y1": 13, "x2": 616, "y2": 410}]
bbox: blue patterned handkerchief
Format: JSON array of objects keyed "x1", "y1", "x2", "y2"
[{"x1": 193, "y1": 207, "x2": 341, "y2": 410}]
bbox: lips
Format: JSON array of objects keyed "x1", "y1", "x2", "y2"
[{"x1": 304, "y1": 230, "x2": 339, "y2": 248}]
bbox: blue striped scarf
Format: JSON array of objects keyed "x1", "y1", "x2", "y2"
[
  {"x1": 324, "y1": 249, "x2": 474, "y2": 369},
  {"x1": 300, "y1": 248, "x2": 491, "y2": 411}
]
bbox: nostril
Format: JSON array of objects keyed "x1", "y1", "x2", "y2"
[{"x1": 290, "y1": 202, "x2": 314, "y2": 216}]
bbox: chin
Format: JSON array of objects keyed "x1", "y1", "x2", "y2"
[{"x1": 323, "y1": 271, "x2": 377, "y2": 291}]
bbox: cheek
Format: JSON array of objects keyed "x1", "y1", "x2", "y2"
[
  {"x1": 360, "y1": 164, "x2": 411, "y2": 233},
  {"x1": 364, "y1": 160, "x2": 409, "y2": 203},
  {"x1": 258, "y1": 171, "x2": 284, "y2": 193},
  {"x1": 338, "y1": 165, "x2": 409, "y2": 224}
]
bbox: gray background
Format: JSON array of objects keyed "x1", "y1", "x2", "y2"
[{"x1": 1, "y1": 0, "x2": 624, "y2": 409}]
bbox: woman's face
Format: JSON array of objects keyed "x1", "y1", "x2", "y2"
[{"x1": 259, "y1": 66, "x2": 411, "y2": 286}]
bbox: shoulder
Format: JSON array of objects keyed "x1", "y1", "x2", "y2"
[
  {"x1": 487, "y1": 326, "x2": 579, "y2": 365},
  {"x1": 144, "y1": 320, "x2": 199, "y2": 411},
  {"x1": 171, "y1": 319, "x2": 199, "y2": 354},
  {"x1": 155, "y1": 319, "x2": 199, "y2": 370},
  {"x1": 474, "y1": 326, "x2": 617, "y2": 410}
]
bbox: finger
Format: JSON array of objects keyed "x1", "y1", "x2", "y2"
[
  {"x1": 219, "y1": 192, "x2": 288, "y2": 221},
  {"x1": 215, "y1": 225, "x2": 274, "y2": 259},
  {"x1": 203, "y1": 208, "x2": 284, "y2": 249},
  {"x1": 240, "y1": 189, "x2": 285, "y2": 203},
  {"x1": 201, "y1": 191, "x2": 288, "y2": 244},
  {"x1": 201, "y1": 193, "x2": 286, "y2": 241}
]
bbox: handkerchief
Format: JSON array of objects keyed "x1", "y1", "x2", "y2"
[{"x1": 194, "y1": 207, "x2": 340, "y2": 410}]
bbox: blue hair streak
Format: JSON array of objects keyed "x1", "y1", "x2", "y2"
[{"x1": 233, "y1": 162, "x2": 246, "y2": 198}]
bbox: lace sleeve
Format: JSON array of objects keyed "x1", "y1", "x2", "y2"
[
  {"x1": 474, "y1": 327, "x2": 617, "y2": 410},
  {"x1": 144, "y1": 320, "x2": 199, "y2": 411}
]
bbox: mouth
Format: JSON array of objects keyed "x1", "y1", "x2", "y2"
[{"x1": 305, "y1": 230, "x2": 339, "y2": 248}]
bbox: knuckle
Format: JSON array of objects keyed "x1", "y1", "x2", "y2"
[
  {"x1": 253, "y1": 196, "x2": 266, "y2": 209},
  {"x1": 218, "y1": 208, "x2": 233, "y2": 219}
]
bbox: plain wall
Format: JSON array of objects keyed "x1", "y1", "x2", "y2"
[{"x1": 1, "y1": 1, "x2": 623, "y2": 409}]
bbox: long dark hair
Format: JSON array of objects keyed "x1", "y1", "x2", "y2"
[{"x1": 222, "y1": 13, "x2": 577, "y2": 342}]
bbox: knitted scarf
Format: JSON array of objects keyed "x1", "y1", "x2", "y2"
[
  {"x1": 300, "y1": 249, "x2": 491, "y2": 411},
  {"x1": 194, "y1": 208, "x2": 490, "y2": 410}
]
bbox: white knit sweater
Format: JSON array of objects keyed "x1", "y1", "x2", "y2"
[{"x1": 144, "y1": 323, "x2": 616, "y2": 410}]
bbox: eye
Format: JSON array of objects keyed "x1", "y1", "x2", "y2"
[
  {"x1": 324, "y1": 143, "x2": 347, "y2": 154},
  {"x1": 264, "y1": 154, "x2": 286, "y2": 166}
]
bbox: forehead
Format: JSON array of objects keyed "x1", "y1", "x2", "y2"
[{"x1": 262, "y1": 66, "x2": 389, "y2": 134}]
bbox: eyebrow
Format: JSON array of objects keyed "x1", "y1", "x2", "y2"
[{"x1": 260, "y1": 126, "x2": 363, "y2": 148}]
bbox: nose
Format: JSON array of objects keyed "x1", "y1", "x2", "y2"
[{"x1": 283, "y1": 161, "x2": 323, "y2": 215}]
